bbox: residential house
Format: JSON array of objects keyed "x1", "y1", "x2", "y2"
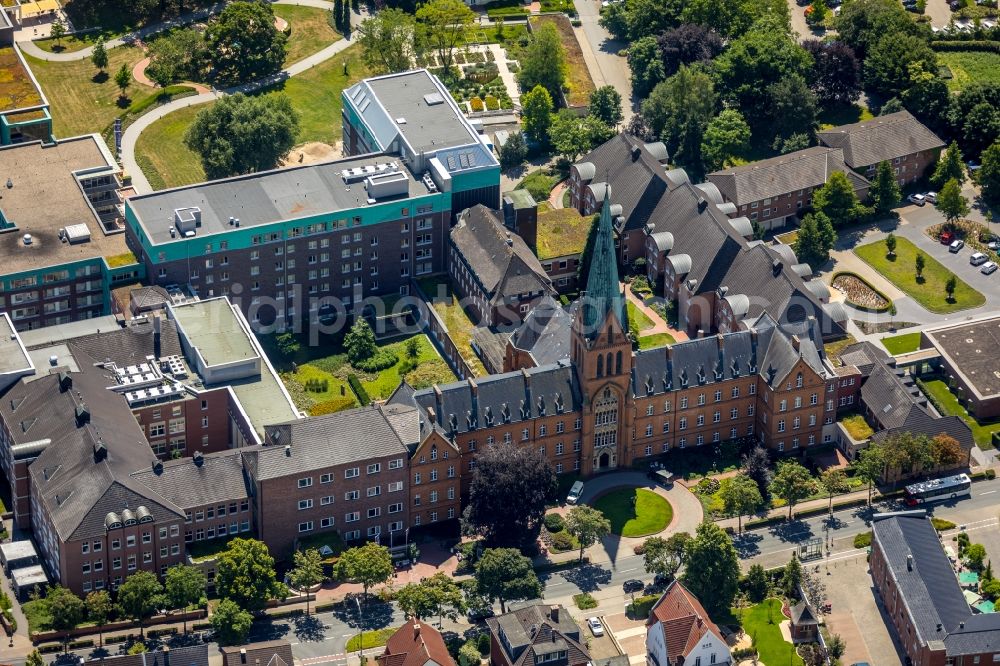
[
  {"x1": 486, "y1": 603, "x2": 589, "y2": 666},
  {"x1": 707, "y1": 146, "x2": 870, "y2": 231},
  {"x1": 645, "y1": 580, "x2": 731, "y2": 666},
  {"x1": 817, "y1": 110, "x2": 945, "y2": 187},
  {"x1": 378, "y1": 618, "x2": 456, "y2": 666},
  {"x1": 220, "y1": 640, "x2": 295, "y2": 666}
]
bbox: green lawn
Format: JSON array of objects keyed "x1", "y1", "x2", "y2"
[
  {"x1": 817, "y1": 102, "x2": 874, "y2": 130},
  {"x1": 358, "y1": 335, "x2": 456, "y2": 400},
  {"x1": 24, "y1": 44, "x2": 151, "y2": 137},
  {"x1": 627, "y1": 301, "x2": 656, "y2": 333},
  {"x1": 274, "y1": 4, "x2": 341, "y2": 67},
  {"x1": 938, "y1": 50, "x2": 1000, "y2": 91},
  {"x1": 134, "y1": 103, "x2": 208, "y2": 190},
  {"x1": 854, "y1": 237, "x2": 985, "y2": 313},
  {"x1": 134, "y1": 44, "x2": 370, "y2": 190},
  {"x1": 638, "y1": 332, "x2": 675, "y2": 350},
  {"x1": 281, "y1": 363, "x2": 358, "y2": 416},
  {"x1": 919, "y1": 378, "x2": 1000, "y2": 448},
  {"x1": 22, "y1": 598, "x2": 52, "y2": 634},
  {"x1": 346, "y1": 627, "x2": 399, "y2": 652},
  {"x1": 882, "y1": 332, "x2": 922, "y2": 355},
  {"x1": 517, "y1": 168, "x2": 561, "y2": 202},
  {"x1": 592, "y1": 488, "x2": 673, "y2": 537},
  {"x1": 735, "y1": 599, "x2": 804, "y2": 666},
  {"x1": 840, "y1": 414, "x2": 874, "y2": 441}
]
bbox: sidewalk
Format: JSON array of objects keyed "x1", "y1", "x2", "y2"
[{"x1": 715, "y1": 486, "x2": 880, "y2": 532}]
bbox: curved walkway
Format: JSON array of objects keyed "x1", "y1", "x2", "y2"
[
  {"x1": 576, "y1": 470, "x2": 703, "y2": 566},
  {"x1": 121, "y1": 0, "x2": 359, "y2": 194}
]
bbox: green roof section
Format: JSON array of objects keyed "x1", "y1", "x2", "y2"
[
  {"x1": 580, "y1": 190, "x2": 626, "y2": 338},
  {"x1": 536, "y1": 205, "x2": 591, "y2": 261},
  {"x1": 504, "y1": 188, "x2": 537, "y2": 210}
]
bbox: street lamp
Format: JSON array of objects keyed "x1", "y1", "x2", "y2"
[{"x1": 355, "y1": 596, "x2": 365, "y2": 661}]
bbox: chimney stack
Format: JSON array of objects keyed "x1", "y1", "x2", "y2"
[
  {"x1": 907, "y1": 554, "x2": 913, "y2": 571},
  {"x1": 434, "y1": 384, "x2": 444, "y2": 420},
  {"x1": 414, "y1": 621, "x2": 421, "y2": 639},
  {"x1": 550, "y1": 606, "x2": 560, "y2": 623},
  {"x1": 153, "y1": 313, "x2": 162, "y2": 359},
  {"x1": 240, "y1": 648, "x2": 247, "y2": 664},
  {"x1": 791, "y1": 335, "x2": 800, "y2": 352}
]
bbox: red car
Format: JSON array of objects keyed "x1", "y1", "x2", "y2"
[{"x1": 940, "y1": 230, "x2": 955, "y2": 244}]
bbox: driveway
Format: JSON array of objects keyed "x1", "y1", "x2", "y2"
[
  {"x1": 924, "y1": 0, "x2": 954, "y2": 28},
  {"x1": 571, "y1": 0, "x2": 634, "y2": 120}
]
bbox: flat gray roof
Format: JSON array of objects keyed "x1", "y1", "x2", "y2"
[
  {"x1": 365, "y1": 70, "x2": 479, "y2": 154},
  {"x1": 0, "y1": 540, "x2": 36, "y2": 562},
  {"x1": 129, "y1": 153, "x2": 433, "y2": 245},
  {"x1": 926, "y1": 317, "x2": 1000, "y2": 399},
  {"x1": 11, "y1": 564, "x2": 47, "y2": 587},
  {"x1": 170, "y1": 298, "x2": 258, "y2": 367},
  {"x1": 0, "y1": 136, "x2": 125, "y2": 275},
  {"x1": 0, "y1": 313, "x2": 32, "y2": 375}
]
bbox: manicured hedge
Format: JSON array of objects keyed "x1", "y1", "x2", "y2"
[
  {"x1": 931, "y1": 40, "x2": 1000, "y2": 52},
  {"x1": 348, "y1": 374, "x2": 370, "y2": 406},
  {"x1": 626, "y1": 594, "x2": 659, "y2": 619},
  {"x1": 854, "y1": 531, "x2": 872, "y2": 548}
]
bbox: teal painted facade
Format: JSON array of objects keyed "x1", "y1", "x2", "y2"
[
  {"x1": 0, "y1": 108, "x2": 53, "y2": 145},
  {"x1": 125, "y1": 190, "x2": 452, "y2": 263}
]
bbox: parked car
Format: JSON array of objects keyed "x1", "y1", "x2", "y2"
[
  {"x1": 468, "y1": 605, "x2": 496, "y2": 623},
  {"x1": 970, "y1": 252, "x2": 988, "y2": 266},
  {"x1": 567, "y1": 480, "x2": 584, "y2": 505},
  {"x1": 969, "y1": 160, "x2": 982, "y2": 172},
  {"x1": 982, "y1": 261, "x2": 998, "y2": 275},
  {"x1": 653, "y1": 572, "x2": 671, "y2": 588},
  {"x1": 587, "y1": 617, "x2": 604, "y2": 637},
  {"x1": 950, "y1": 239, "x2": 965, "y2": 253},
  {"x1": 924, "y1": 191, "x2": 938, "y2": 204},
  {"x1": 623, "y1": 579, "x2": 644, "y2": 593},
  {"x1": 940, "y1": 230, "x2": 955, "y2": 244},
  {"x1": 908, "y1": 193, "x2": 927, "y2": 206},
  {"x1": 988, "y1": 240, "x2": 1000, "y2": 251}
]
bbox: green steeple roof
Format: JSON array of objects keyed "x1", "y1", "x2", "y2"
[{"x1": 581, "y1": 190, "x2": 626, "y2": 338}]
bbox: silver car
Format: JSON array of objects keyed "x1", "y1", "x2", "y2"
[
  {"x1": 982, "y1": 261, "x2": 998, "y2": 275},
  {"x1": 587, "y1": 617, "x2": 604, "y2": 637}
]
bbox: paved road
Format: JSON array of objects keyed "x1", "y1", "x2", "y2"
[
  {"x1": 120, "y1": 3, "x2": 359, "y2": 194},
  {"x1": 571, "y1": 0, "x2": 634, "y2": 121}
]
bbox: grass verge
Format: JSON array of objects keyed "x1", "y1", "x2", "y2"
[
  {"x1": 854, "y1": 237, "x2": 985, "y2": 314},
  {"x1": 638, "y1": 332, "x2": 675, "y2": 350},
  {"x1": 274, "y1": 4, "x2": 341, "y2": 67},
  {"x1": 592, "y1": 488, "x2": 673, "y2": 538},
  {"x1": 881, "y1": 332, "x2": 921, "y2": 355},
  {"x1": 346, "y1": 627, "x2": 398, "y2": 652}
]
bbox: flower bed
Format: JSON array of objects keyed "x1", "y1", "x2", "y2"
[
  {"x1": 831, "y1": 272, "x2": 891, "y2": 312},
  {"x1": 927, "y1": 219, "x2": 991, "y2": 253}
]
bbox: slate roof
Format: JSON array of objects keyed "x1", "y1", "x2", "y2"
[
  {"x1": 508, "y1": 296, "x2": 574, "y2": 366},
  {"x1": 486, "y1": 604, "x2": 588, "y2": 666},
  {"x1": 31, "y1": 316, "x2": 184, "y2": 368},
  {"x1": 378, "y1": 618, "x2": 455, "y2": 666},
  {"x1": 708, "y1": 146, "x2": 869, "y2": 206},
  {"x1": 131, "y1": 449, "x2": 250, "y2": 512},
  {"x1": 24, "y1": 358, "x2": 184, "y2": 542},
  {"x1": 872, "y1": 512, "x2": 1000, "y2": 656},
  {"x1": 451, "y1": 205, "x2": 553, "y2": 305},
  {"x1": 630, "y1": 315, "x2": 827, "y2": 399},
  {"x1": 579, "y1": 192, "x2": 626, "y2": 339},
  {"x1": 221, "y1": 641, "x2": 295, "y2": 666},
  {"x1": 414, "y1": 362, "x2": 581, "y2": 436},
  {"x1": 817, "y1": 110, "x2": 945, "y2": 168},
  {"x1": 646, "y1": 580, "x2": 726, "y2": 665},
  {"x1": 791, "y1": 601, "x2": 818, "y2": 626},
  {"x1": 256, "y1": 404, "x2": 415, "y2": 479}
]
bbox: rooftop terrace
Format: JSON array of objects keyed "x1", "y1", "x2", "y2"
[
  {"x1": 0, "y1": 135, "x2": 126, "y2": 275},
  {"x1": 128, "y1": 153, "x2": 436, "y2": 246},
  {"x1": 0, "y1": 46, "x2": 44, "y2": 113}
]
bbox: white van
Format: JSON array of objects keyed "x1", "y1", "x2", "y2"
[
  {"x1": 971, "y1": 252, "x2": 989, "y2": 266},
  {"x1": 567, "y1": 481, "x2": 584, "y2": 504}
]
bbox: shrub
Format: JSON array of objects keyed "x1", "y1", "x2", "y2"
[
  {"x1": 626, "y1": 594, "x2": 659, "y2": 619},
  {"x1": 573, "y1": 593, "x2": 598, "y2": 610},
  {"x1": 459, "y1": 641, "x2": 482, "y2": 666},
  {"x1": 477, "y1": 633, "x2": 490, "y2": 655},
  {"x1": 932, "y1": 517, "x2": 957, "y2": 531},
  {"x1": 544, "y1": 513, "x2": 566, "y2": 532},
  {"x1": 470, "y1": 96, "x2": 485, "y2": 112},
  {"x1": 854, "y1": 531, "x2": 872, "y2": 549},
  {"x1": 732, "y1": 648, "x2": 758, "y2": 661},
  {"x1": 696, "y1": 478, "x2": 721, "y2": 495},
  {"x1": 550, "y1": 531, "x2": 575, "y2": 551},
  {"x1": 348, "y1": 374, "x2": 370, "y2": 406},
  {"x1": 352, "y1": 349, "x2": 398, "y2": 373},
  {"x1": 633, "y1": 542, "x2": 646, "y2": 555}
]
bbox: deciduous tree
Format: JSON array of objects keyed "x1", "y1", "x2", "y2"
[
  {"x1": 863, "y1": 33, "x2": 936, "y2": 99},
  {"x1": 336, "y1": 543, "x2": 394, "y2": 601},
  {"x1": 114, "y1": 63, "x2": 131, "y2": 99},
  {"x1": 416, "y1": 0, "x2": 476, "y2": 71},
  {"x1": 521, "y1": 85, "x2": 554, "y2": 147},
  {"x1": 627, "y1": 36, "x2": 666, "y2": 99},
  {"x1": 770, "y1": 460, "x2": 817, "y2": 519},
  {"x1": 498, "y1": 131, "x2": 528, "y2": 170},
  {"x1": 289, "y1": 548, "x2": 325, "y2": 615},
  {"x1": 946, "y1": 274, "x2": 958, "y2": 302},
  {"x1": 782, "y1": 554, "x2": 803, "y2": 598},
  {"x1": 211, "y1": 598, "x2": 253, "y2": 646},
  {"x1": 91, "y1": 40, "x2": 108, "y2": 73},
  {"x1": 462, "y1": 441, "x2": 556, "y2": 546},
  {"x1": 165, "y1": 565, "x2": 206, "y2": 633},
  {"x1": 117, "y1": 571, "x2": 166, "y2": 639},
  {"x1": 682, "y1": 522, "x2": 740, "y2": 616},
  {"x1": 933, "y1": 141, "x2": 967, "y2": 188},
  {"x1": 185, "y1": 93, "x2": 299, "y2": 179},
  {"x1": 474, "y1": 548, "x2": 543, "y2": 613},
  {"x1": 885, "y1": 231, "x2": 897, "y2": 257},
  {"x1": 680, "y1": 0, "x2": 788, "y2": 39},
  {"x1": 793, "y1": 211, "x2": 836, "y2": 268},
  {"x1": 915, "y1": 252, "x2": 926, "y2": 279},
  {"x1": 820, "y1": 468, "x2": 850, "y2": 514},
  {"x1": 357, "y1": 9, "x2": 415, "y2": 74},
  {"x1": 931, "y1": 433, "x2": 964, "y2": 467},
  {"x1": 641, "y1": 65, "x2": 715, "y2": 179},
  {"x1": 518, "y1": 22, "x2": 567, "y2": 103},
  {"x1": 345, "y1": 318, "x2": 378, "y2": 364},
  {"x1": 396, "y1": 573, "x2": 466, "y2": 626},
  {"x1": 967, "y1": 543, "x2": 988, "y2": 571},
  {"x1": 48, "y1": 586, "x2": 85, "y2": 652},
  {"x1": 744, "y1": 564, "x2": 769, "y2": 602},
  {"x1": 701, "y1": 109, "x2": 750, "y2": 172},
  {"x1": 742, "y1": 445, "x2": 772, "y2": 501},
  {"x1": 205, "y1": 1, "x2": 287, "y2": 84},
  {"x1": 872, "y1": 161, "x2": 902, "y2": 215},
  {"x1": 657, "y1": 23, "x2": 724, "y2": 77},
  {"x1": 566, "y1": 505, "x2": 611, "y2": 562},
  {"x1": 936, "y1": 178, "x2": 970, "y2": 224},
  {"x1": 979, "y1": 141, "x2": 1000, "y2": 206},
  {"x1": 26, "y1": 650, "x2": 43, "y2": 666},
  {"x1": 85, "y1": 590, "x2": 113, "y2": 647},
  {"x1": 719, "y1": 473, "x2": 763, "y2": 532},
  {"x1": 641, "y1": 532, "x2": 691, "y2": 580},
  {"x1": 216, "y1": 538, "x2": 286, "y2": 612},
  {"x1": 852, "y1": 443, "x2": 885, "y2": 504},
  {"x1": 833, "y1": 0, "x2": 921, "y2": 59},
  {"x1": 589, "y1": 86, "x2": 623, "y2": 128},
  {"x1": 813, "y1": 171, "x2": 862, "y2": 227},
  {"x1": 50, "y1": 19, "x2": 66, "y2": 46}
]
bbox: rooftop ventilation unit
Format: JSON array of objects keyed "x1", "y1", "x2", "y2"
[
  {"x1": 21, "y1": 234, "x2": 31, "y2": 245},
  {"x1": 423, "y1": 92, "x2": 445, "y2": 106},
  {"x1": 62, "y1": 223, "x2": 92, "y2": 244},
  {"x1": 342, "y1": 162, "x2": 399, "y2": 183},
  {"x1": 365, "y1": 171, "x2": 408, "y2": 200},
  {"x1": 174, "y1": 207, "x2": 202, "y2": 236}
]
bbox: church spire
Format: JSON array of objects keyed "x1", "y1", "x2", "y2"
[{"x1": 580, "y1": 188, "x2": 626, "y2": 339}]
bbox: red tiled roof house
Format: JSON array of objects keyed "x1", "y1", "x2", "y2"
[
  {"x1": 378, "y1": 618, "x2": 457, "y2": 666},
  {"x1": 645, "y1": 581, "x2": 731, "y2": 666}
]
